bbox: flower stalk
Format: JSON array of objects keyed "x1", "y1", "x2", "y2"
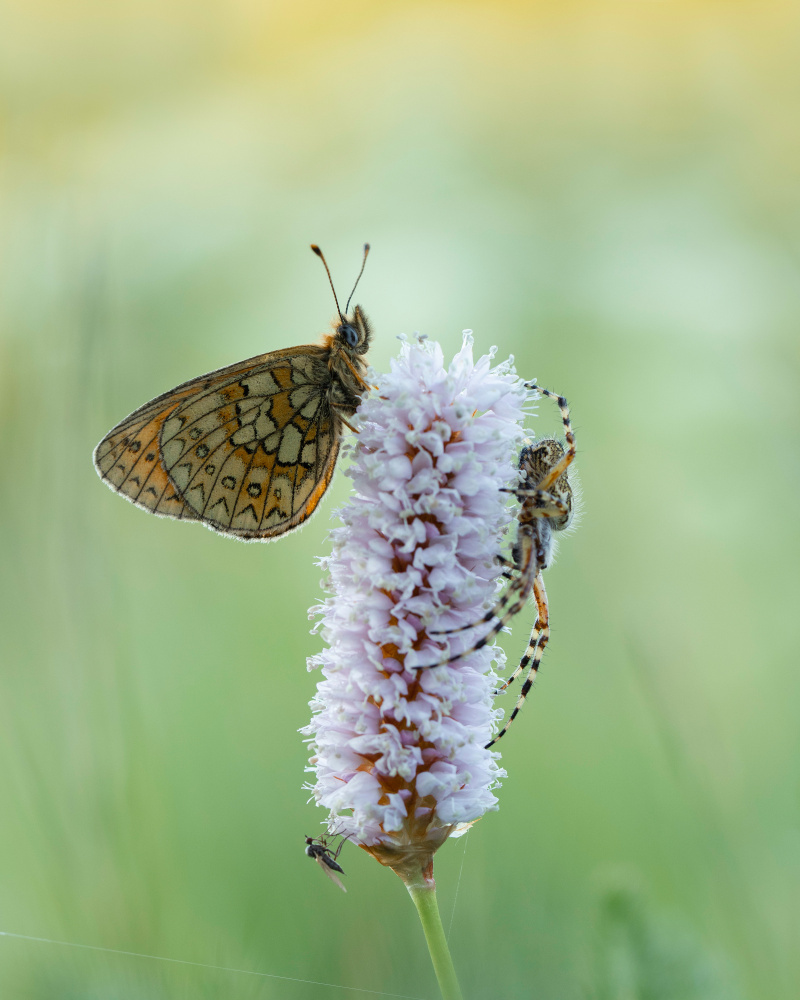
[
  {"x1": 303, "y1": 333, "x2": 528, "y2": 998},
  {"x1": 407, "y1": 880, "x2": 464, "y2": 1000}
]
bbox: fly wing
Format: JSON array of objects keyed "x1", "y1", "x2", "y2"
[{"x1": 316, "y1": 856, "x2": 347, "y2": 893}]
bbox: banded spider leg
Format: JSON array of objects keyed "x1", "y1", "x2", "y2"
[{"x1": 424, "y1": 385, "x2": 576, "y2": 748}]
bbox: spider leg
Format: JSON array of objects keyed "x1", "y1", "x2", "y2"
[
  {"x1": 429, "y1": 562, "x2": 524, "y2": 637},
  {"x1": 420, "y1": 576, "x2": 535, "y2": 668},
  {"x1": 428, "y1": 563, "x2": 527, "y2": 638},
  {"x1": 496, "y1": 554, "x2": 520, "y2": 580},
  {"x1": 485, "y1": 573, "x2": 550, "y2": 748},
  {"x1": 500, "y1": 488, "x2": 569, "y2": 518},
  {"x1": 429, "y1": 596, "x2": 509, "y2": 636},
  {"x1": 429, "y1": 610, "x2": 500, "y2": 636},
  {"x1": 523, "y1": 386, "x2": 576, "y2": 490},
  {"x1": 494, "y1": 615, "x2": 541, "y2": 693}
]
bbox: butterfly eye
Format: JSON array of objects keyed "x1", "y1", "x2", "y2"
[{"x1": 344, "y1": 325, "x2": 359, "y2": 348}]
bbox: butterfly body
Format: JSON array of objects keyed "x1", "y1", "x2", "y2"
[{"x1": 93, "y1": 305, "x2": 372, "y2": 541}]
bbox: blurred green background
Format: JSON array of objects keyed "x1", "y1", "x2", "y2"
[{"x1": 1, "y1": 2, "x2": 798, "y2": 997}]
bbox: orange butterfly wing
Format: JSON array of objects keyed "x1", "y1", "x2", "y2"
[{"x1": 94, "y1": 346, "x2": 341, "y2": 540}]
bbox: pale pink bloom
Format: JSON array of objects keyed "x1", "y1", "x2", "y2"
[{"x1": 303, "y1": 333, "x2": 528, "y2": 872}]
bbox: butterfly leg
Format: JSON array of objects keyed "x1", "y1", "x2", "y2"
[
  {"x1": 333, "y1": 409, "x2": 360, "y2": 434},
  {"x1": 340, "y1": 353, "x2": 376, "y2": 392}
]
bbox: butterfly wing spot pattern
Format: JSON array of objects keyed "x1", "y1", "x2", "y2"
[{"x1": 93, "y1": 246, "x2": 372, "y2": 541}]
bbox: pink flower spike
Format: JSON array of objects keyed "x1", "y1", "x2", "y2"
[{"x1": 302, "y1": 332, "x2": 528, "y2": 879}]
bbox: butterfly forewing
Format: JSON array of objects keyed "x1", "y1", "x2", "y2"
[
  {"x1": 94, "y1": 377, "x2": 208, "y2": 522},
  {"x1": 94, "y1": 346, "x2": 343, "y2": 540}
]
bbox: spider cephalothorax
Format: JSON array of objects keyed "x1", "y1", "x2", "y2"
[{"x1": 512, "y1": 436, "x2": 574, "y2": 572}]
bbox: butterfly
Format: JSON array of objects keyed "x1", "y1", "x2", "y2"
[{"x1": 93, "y1": 244, "x2": 372, "y2": 541}]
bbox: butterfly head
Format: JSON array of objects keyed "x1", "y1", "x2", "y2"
[
  {"x1": 336, "y1": 305, "x2": 372, "y2": 356},
  {"x1": 312, "y1": 243, "x2": 372, "y2": 359}
]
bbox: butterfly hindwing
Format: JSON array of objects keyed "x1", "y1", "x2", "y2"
[{"x1": 94, "y1": 345, "x2": 340, "y2": 539}]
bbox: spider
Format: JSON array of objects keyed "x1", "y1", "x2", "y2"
[
  {"x1": 305, "y1": 832, "x2": 347, "y2": 892},
  {"x1": 427, "y1": 383, "x2": 576, "y2": 749}
]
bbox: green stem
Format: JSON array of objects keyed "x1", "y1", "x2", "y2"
[{"x1": 407, "y1": 881, "x2": 464, "y2": 1000}]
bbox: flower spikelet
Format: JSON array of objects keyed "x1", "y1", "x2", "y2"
[{"x1": 303, "y1": 333, "x2": 527, "y2": 871}]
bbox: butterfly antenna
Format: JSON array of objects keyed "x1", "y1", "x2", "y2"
[
  {"x1": 310, "y1": 244, "x2": 344, "y2": 323},
  {"x1": 344, "y1": 243, "x2": 371, "y2": 315}
]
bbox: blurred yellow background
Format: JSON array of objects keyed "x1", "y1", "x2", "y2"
[{"x1": 1, "y1": 2, "x2": 798, "y2": 997}]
